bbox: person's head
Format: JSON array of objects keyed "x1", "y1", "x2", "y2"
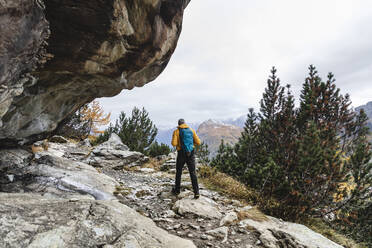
[{"x1": 178, "y1": 118, "x2": 185, "y2": 126}]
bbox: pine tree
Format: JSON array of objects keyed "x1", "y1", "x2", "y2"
[
  {"x1": 234, "y1": 108, "x2": 261, "y2": 185},
  {"x1": 146, "y1": 141, "x2": 171, "y2": 157},
  {"x1": 211, "y1": 140, "x2": 240, "y2": 175},
  {"x1": 227, "y1": 66, "x2": 371, "y2": 223},
  {"x1": 260, "y1": 67, "x2": 285, "y2": 121},
  {"x1": 92, "y1": 107, "x2": 157, "y2": 153},
  {"x1": 235, "y1": 108, "x2": 258, "y2": 166},
  {"x1": 195, "y1": 142, "x2": 210, "y2": 165},
  {"x1": 114, "y1": 107, "x2": 158, "y2": 153},
  {"x1": 332, "y1": 109, "x2": 372, "y2": 244}
]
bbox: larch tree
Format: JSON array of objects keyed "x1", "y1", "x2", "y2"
[{"x1": 80, "y1": 100, "x2": 111, "y2": 135}]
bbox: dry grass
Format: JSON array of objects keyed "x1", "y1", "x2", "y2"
[
  {"x1": 304, "y1": 218, "x2": 366, "y2": 248},
  {"x1": 122, "y1": 158, "x2": 165, "y2": 172},
  {"x1": 237, "y1": 207, "x2": 268, "y2": 222},
  {"x1": 141, "y1": 157, "x2": 165, "y2": 171},
  {"x1": 198, "y1": 165, "x2": 258, "y2": 203}
]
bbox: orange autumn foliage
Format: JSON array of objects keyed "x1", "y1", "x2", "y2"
[{"x1": 80, "y1": 100, "x2": 111, "y2": 135}]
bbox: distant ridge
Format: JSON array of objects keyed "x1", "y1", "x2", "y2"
[
  {"x1": 155, "y1": 103, "x2": 372, "y2": 153},
  {"x1": 355, "y1": 101, "x2": 372, "y2": 130},
  {"x1": 155, "y1": 115, "x2": 246, "y2": 148},
  {"x1": 156, "y1": 123, "x2": 200, "y2": 147},
  {"x1": 197, "y1": 119, "x2": 242, "y2": 158}
]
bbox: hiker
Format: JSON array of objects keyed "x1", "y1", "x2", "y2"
[{"x1": 171, "y1": 118, "x2": 201, "y2": 199}]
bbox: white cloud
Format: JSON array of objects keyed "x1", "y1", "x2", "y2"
[{"x1": 99, "y1": 0, "x2": 372, "y2": 128}]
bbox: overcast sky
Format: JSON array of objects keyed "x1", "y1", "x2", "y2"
[{"x1": 99, "y1": 0, "x2": 372, "y2": 128}]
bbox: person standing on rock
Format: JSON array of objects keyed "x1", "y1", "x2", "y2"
[{"x1": 171, "y1": 118, "x2": 201, "y2": 199}]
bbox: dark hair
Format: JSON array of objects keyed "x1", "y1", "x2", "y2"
[{"x1": 178, "y1": 119, "x2": 185, "y2": 125}]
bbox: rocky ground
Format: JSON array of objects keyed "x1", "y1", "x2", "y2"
[{"x1": 0, "y1": 134, "x2": 344, "y2": 248}]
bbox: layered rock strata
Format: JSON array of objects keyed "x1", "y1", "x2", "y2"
[{"x1": 0, "y1": 0, "x2": 190, "y2": 146}]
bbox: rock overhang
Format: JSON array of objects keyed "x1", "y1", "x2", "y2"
[{"x1": 0, "y1": 0, "x2": 190, "y2": 146}]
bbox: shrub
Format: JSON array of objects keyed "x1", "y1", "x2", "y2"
[{"x1": 146, "y1": 141, "x2": 171, "y2": 157}]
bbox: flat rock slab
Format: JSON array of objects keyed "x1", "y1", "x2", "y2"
[
  {"x1": 0, "y1": 193, "x2": 196, "y2": 248},
  {"x1": 25, "y1": 154, "x2": 119, "y2": 200},
  {"x1": 239, "y1": 216, "x2": 343, "y2": 248},
  {"x1": 173, "y1": 196, "x2": 222, "y2": 219}
]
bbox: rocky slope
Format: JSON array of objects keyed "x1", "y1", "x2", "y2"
[
  {"x1": 0, "y1": 135, "x2": 344, "y2": 248},
  {"x1": 197, "y1": 119, "x2": 242, "y2": 157},
  {"x1": 0, "y1": 0, "x2": 189, "y2": 146},
  {"x1": 0, "y1": 135, "x2": 194, "y2": 247}
]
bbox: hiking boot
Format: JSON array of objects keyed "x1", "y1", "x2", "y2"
[
  {"x1": 171, "y1": 188, "x2": 180, "y2": 196},
  {"x1": 194, "y1": 194, "x2": 200, "y2": 199}
]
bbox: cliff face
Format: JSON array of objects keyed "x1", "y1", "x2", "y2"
[{"x1": 0, "y1": 0, "x2": 189, "y2": 146}]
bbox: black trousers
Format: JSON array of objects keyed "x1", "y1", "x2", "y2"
[{"x1": 174, "y1": 150, "x2": 199, "y2": 195}]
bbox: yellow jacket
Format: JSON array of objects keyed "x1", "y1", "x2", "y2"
[{"x1": 171, "y1": 124, "x2": 201, "y2": 151}]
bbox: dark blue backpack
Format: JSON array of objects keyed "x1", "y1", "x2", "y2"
[{"x1": 179, "y1": 128, "x2": 194, "y2": 156}]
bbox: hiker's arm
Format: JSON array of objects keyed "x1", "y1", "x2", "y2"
[
  {"x1": 171, "y1": 130, "x2": 178, "y2": 147},
  {"x1": 193, "y1": 130, "x2": 201, "y2": 146}
]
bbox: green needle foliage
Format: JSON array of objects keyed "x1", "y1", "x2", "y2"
[
  {"x1": 93, "y1": 107, "x2": 158, "y2": 153},
  {"x1": 195, "y1": 142, "x2": 210, "y2": 165},
  {"x1": 211, "y1": 66, "x2": 371, "y2": 244},
  {"x1": 211, "y1": 140, "x2": 240, "y2": 176},
  {"x1": 146, "y1": 141, "x2": 171, "y2": 157}
]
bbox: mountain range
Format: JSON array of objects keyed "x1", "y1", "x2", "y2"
[
  {"x1": 155, "y1": 117, "x2": 245, "y2": 157},
  {"x1": 196, "y1": 119, "x2": 243, "y2": 158},
  {"x1": 156, "y1": 101, "x2": 372, "y2": 157},
  {"x1": 155, "y1": 116, "x2": 246, "y2": 147}
]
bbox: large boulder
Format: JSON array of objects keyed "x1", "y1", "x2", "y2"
[
  {"x1": 0, "y1": 193, "x2": 196, "y2": 248},
  {"x1": 173, "y1": 196, "x2": 222, "y2": 219},
  {"x1": 239, "y1": 216, "x2": 343, "y2": 248},
  {"x1": 0, "y1": 0, "x2": 190, "y2": 146},
  {"x1": 87, "y1": 134, "x2": 149, "y2": 169}
]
